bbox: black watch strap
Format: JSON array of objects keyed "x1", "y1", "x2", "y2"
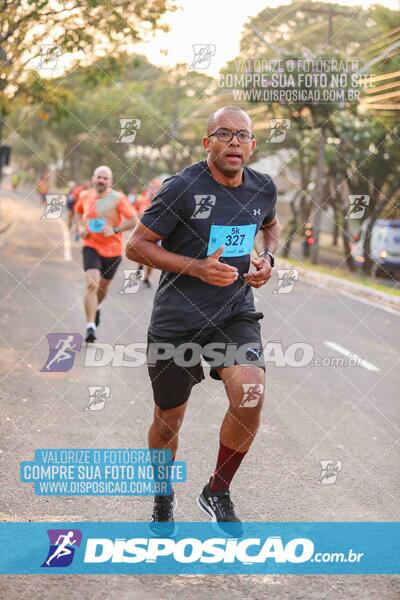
[{"x1": 259, "y1": 250, "x2": 275, "y2": 267}]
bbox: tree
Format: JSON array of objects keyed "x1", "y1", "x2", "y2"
[
  {"x1": 0, "y1": 0, "x2": 175, "y2": 181},
  {"x1": 221, "y1": 1, "x2": 399, "y2": 269},
  {"x1": 8, "y1": 53, "x2": 215, "y2": 191}
]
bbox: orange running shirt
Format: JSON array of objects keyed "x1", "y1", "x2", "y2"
[
  {"x1": 74, "y1": 188, "x2": 136, "y2": 257},
  {"x1": 134, "y1": 191, "x2": 152, "y2": 217},
  {"x1": 72, "y1": 184, "x2": 87, "y2": 203}
]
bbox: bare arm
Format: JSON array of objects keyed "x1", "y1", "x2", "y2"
[
  {"x1": 103, "y1": 212, "x2": 139, "y2": 236},
  {"x1": 116, "y1": 213, "x2": 139, "y2": 232},
  {"x1": 255, "y1": 216, "x2": 281, "y2": 255},
  {"x1": 74, "y1": 209, "x2": 88, "y2": 238},
  {"x1": 126, "y1": 223, "x2": 239, "y2": 287}
]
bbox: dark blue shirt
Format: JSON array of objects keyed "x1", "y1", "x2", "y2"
[{"x1": 140, "y1": 160, "x2": 277, "y2": 335}]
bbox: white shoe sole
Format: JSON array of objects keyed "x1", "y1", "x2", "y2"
[
  {"x1": 197, "y1": 492, "x2": 216, "y2": 520},
  {"x1": 197, "y1": 492, "x2": 242, "y2": 537}
]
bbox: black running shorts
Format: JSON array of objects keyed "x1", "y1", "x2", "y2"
[
  {"x1": 82, "y1": 246, "x2": 122, "y2": 280},
  {"x1": 147, "y1": 311, "x2": 265, "y2": 410}
]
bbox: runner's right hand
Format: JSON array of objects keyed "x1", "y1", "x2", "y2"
[
  {"x1": 193, "y1": 246, "x2": 238, "y2": 287},
  {"x1": 78, "y1": 224, "x2": 88, "y2": 238}
]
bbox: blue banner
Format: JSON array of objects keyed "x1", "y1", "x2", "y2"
[
  {"x1": 20, "y1": 449, "x2": 186, "y2": 496},
  {"x1": 0, "y1": 522, "x2": 398, "y2": 574}
]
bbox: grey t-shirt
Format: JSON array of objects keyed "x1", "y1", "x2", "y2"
[{"x1": 140, "y1": 160, "x2": 277, "y2": 336}]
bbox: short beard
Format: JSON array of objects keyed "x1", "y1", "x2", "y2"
[{"x1": 95, "y1": 182, "x2": 107, "y2": 193}]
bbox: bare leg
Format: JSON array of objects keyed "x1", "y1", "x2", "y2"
[
  {"x1": 216, "y1": 365, "x2": 265, "y2": 452},
  {"x1": 84, "y1": 269, "x2": 100, "y2": 323},
  {"x1": 67, "y1": 210, "x2": 74, "y2": 230},
  {"x1": 97, "y1": 277, "x2": 111, "y2": 305},
  {"x1": 144, "y1": 266, "x2": 153, "y2": 282},
  {"x1": 148, "y1": 402, "x2": 188, "y2": 457}
]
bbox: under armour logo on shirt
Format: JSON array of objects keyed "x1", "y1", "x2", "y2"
[
  {"x1": 253, "y1": 208, "x2": 261, "y2": 216},
  {"x1": 191, "y1": 194, "x2": 216, "y2": 219}
]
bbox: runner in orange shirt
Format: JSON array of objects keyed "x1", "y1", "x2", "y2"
[
  {"x1": 74, "y1": 165, "x2": 138, "y2": 342},
  {"x1": 66, "y1": 181, "x2": 88, "y2": 231},
  {"x1": 37, "y1": 172, "x2": 50, "y2": 204}
]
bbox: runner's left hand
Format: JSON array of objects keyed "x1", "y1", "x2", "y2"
[{"x1": 243, "y1": 256, "x2": 272, "y2": 288}]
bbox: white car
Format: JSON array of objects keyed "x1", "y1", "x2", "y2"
[{"x1": 352, "y1": 219, "x2": 400, "y2": 272}]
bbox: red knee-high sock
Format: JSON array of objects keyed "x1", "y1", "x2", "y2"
[{"x1": 209, "y1": 442, "x2": 247, "y2": 492}]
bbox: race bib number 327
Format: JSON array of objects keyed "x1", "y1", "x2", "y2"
[{"x1": 207, "y1": 224, "x2": 257, "y2": 257}]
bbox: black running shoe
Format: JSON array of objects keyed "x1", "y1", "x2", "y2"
[
  {"x1": 95, "y1": 308, "x2": 101, "y2": 327},
  {"x1": 85, "y1": 326, "x2": 96, "y2": 343},
  {"x1": 197, "y1": 483, "x2": 243, "y2": 536},
  {"x1": 149, "y1": 493, "x2": 177, "y2": 537}
]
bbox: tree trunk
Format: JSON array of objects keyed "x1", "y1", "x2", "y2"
[
  {"x1": 339, "y1": 179, "x2": 356, "y2": 272},
  {"x1": 281, "y1": 190, "x2": 300, "y2": 257},
  {"x1": 310, "y1": 126, "x2": 326, "y2": 264},
  {"x1": 328, "y1": 176, "x2": 339, "y2": 246},
  {"x1": 362, "y1": 189, "x2": 386, "y2": 276}
]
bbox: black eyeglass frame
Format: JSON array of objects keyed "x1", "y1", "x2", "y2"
[{"x1": 208, "y1": 128, "x2": 255, "y2": 143}]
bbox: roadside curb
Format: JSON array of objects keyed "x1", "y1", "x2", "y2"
[{"x1": 276, "y1": 258, "x2": 400, "y2": 311}]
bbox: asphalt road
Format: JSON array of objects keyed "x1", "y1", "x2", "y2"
[{"x1": 0, "y1": 194, "x2": 399, "y2": 598}]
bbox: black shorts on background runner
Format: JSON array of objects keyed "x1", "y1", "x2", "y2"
[
  {"x1": 147, "y1": 311, "x2": 265, "y2": 410},
  {"x1": 66, "y1": 192, "x2": 75, "y2": 211},
  {"x1": 82, "y1": 247, "x2": 122, "y2": 280}
]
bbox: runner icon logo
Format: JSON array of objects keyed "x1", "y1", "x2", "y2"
[
  {"x1": 120, "y1": 269, "x2": 145, "y2": 293},
  {"x1": 117, "y1": 119, "x2": 141, "y2": 143},
  {"x1": 42, "y1": 195, "x2": 66, "y2": 219},
  {"x1": 239, "y1": 383, "x2": 264, "y2": 408},
  {"x1": 347, "y1": 195, "x2": 370, "y2": 219},
  {"x1": 85, "y1": 386, "x2": 110, "y2": 411},
  {"x1": 319, "y1": 460, "x2": 342, "y2": 484},
  {"x1": 41, "y1": 529, "x2": 82, "y2": 568},
  {"x1": 266, "y1": 119, "x2": 291, "y2": 143},
  {"x1": 41, "y1": 333, "x2": 82, "y2": 372},
  {"x1": 191, "y1": 195, "x2": 216, "y2": 219},
  {"x1": 273, "y1": 269, "x2": 299, "y2": 294},
  {"x1": 38, "y1": 44, "x2": 62, "y2": 69},
  {"x1": 189, "y1": 44, "x2": 216, "y2": 70}
]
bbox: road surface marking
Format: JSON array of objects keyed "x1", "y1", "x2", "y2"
[
  {"x1": 324, "y1": 340, "x2": 380, "y2": 372},
  {"x1": 58, "y1": 219, "x2": 72, "y2": 261},
  {"x1": 340, "y1": 290, "x2": 400, "y2": 317}
]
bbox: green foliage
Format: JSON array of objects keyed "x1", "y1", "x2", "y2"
[
  {"x1": 0, "y1": 0, "x2": 176, "y2": 116},
  {"x1": 220, "y1": 0, "x2": 400, "y2": 269},
  {"x1": 8, "y1": 53, "x2": 214, "y2": 190}
]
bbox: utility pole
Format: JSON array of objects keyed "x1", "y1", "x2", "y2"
[
  {"x1": 302, "y1": 6, "x2": 353, "y2": 263},
  {"x1": 310, "y1": 125, "x2": 325, "y2": 264}
]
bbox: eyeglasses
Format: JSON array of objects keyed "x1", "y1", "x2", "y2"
[{"x1": 208, "y1": 128, "x2": 254, "y2": 144}]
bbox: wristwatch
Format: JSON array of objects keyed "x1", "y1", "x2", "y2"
[{"x1": 258, "y1": 249, "x2": 275, "y2": 267}]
